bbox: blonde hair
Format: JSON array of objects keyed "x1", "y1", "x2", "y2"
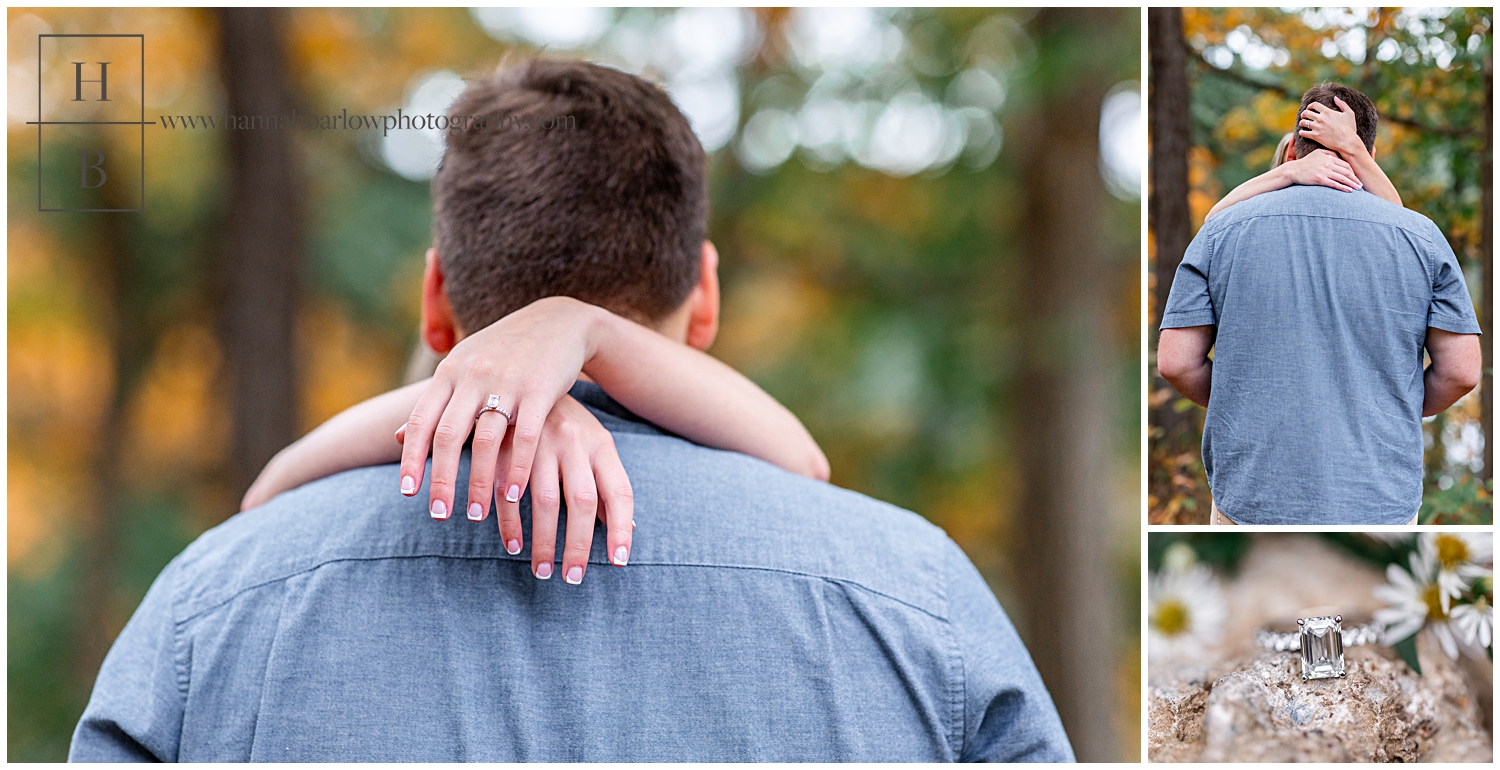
[{"x1": 1270, "y1": 133, "x2": 1294, "y2": 169}]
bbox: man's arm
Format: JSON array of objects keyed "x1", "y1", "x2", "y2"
[
  {"x1": 69, "y1": 560, "x2": 186, "y2": 762},
  {"x1": 1157, "y1": 325, "x2": 1215, "y2": 408},
  {"x1": 944, "y1": 540, "x2": 1074, "y2": 762},
  {"x1": 1423, "y1": 328, "x2": 1482, "y2": 417}
]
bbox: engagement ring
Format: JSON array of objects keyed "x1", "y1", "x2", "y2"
[
  {"x1": 476, "y1": 394, "x2": 513, "y2": 424},
  {"x1": 1255, "y1": 614, "x2": 1384, "y2": 680}
]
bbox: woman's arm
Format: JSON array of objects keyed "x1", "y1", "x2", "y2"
[
  {"x1": 1297, "y1": 96, "x2": 1401, "y2": 207},
  {"x1": 402, "y1": 296, "x2": 826, "y2": 509},
  {"x1": 1204, "y1": 166, "x2": 1297, "y2": 221},
  {"x1": 400, "y1": 296, "x2": 830, "y2": 556},
  {"x1": 582, "y1": 305, "x2": 828, "y2": 480},
  {"x1": 246, "y1": 297, "x2": 827, "y2": 510},
  {"x1": 241, "y1": 381, "x2": 425, "y2": 510},
  {"x1": 1205, "y1": 150, "x2": 1363, "y2": 221}
]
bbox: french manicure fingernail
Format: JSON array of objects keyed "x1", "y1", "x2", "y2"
[
  {"x1": 613, "y1": 546, "x2": 629, "y2": 566},
  {"x1": 430, "y1": 499, "x2": 447, "y2": 519},
  {"x1": 506, "y1": 539, "x2": 521, "y2": 555},
  {"x1": 535, "y1": 562, "x2": 553, "y2": 580},
  {"x1": 401, "y1": 475, "x2": 417, "y2": 495},
  {"x1": 505, "y1": 484, "x2": 521, "y2": 503},
  {"x1": 565, "y1": 566, "x2": 584, "y2": 584},
  {"x1": 467, "y1": 502, "x2": 484, "y2": 521}
]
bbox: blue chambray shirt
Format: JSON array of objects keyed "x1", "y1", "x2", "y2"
[
  {"x1": 70, "y1": 383, "x2": 1072, "y2": 762},
  {"x1": 1161, "y1": 186, "x2": 1481, "y2": 524}
]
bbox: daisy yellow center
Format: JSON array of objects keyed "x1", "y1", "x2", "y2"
[
  {"x1": 1422, "y1": 583, "x2": 1449, "y2": 621},
  {"x1": 1153, "y1": 599, "x2": 1190, "y2": 636},
  {"x1": 1434, "y1": 535, "x2": 1470, "y2": 571}
]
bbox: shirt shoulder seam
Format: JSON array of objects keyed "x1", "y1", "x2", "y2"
[
  {"x1": 941, "y1": 542, "x2": 966, "y2": 761},
  {"x1": 172, "y1": 553, "x2": 952, "y2": 626},
  {"x1": 1216, "y1": 209, "x2": 1438, "y2": 245},
  {"x1": 168, "y1": 563, "x2": 191, "y2": 762}
]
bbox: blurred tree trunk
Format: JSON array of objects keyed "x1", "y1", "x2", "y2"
[
  {"x1": 216, "y1": 8, "x2": 304, "y2": 501},
  {"x1": 1481, "y1": 54, "x2": 1492, "y2": 482},
  {"x1": 1012, "y1": 8, "x2": 1120, "y2": 762},
  {"x1": 75, "y1": 200, "x2": 150, "y2": 697},
  {"x1": 1148, "y1": 8, "x2": 1194, "y2": 441}
]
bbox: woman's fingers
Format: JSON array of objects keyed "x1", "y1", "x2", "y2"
[
  {"x1": 497, "y1": 401, "x2": 546, "y2": 528},
  {"x1": 1333, "y1": 96, "x2": 1350, "y2": 113},
  {"x1": 1318, "y1": 172, "x2": 1353, "y2": 192},
  {"x1": 592, "y1": 439, "x2": 635, "y2": 568},
  {"x1": 490, "y1": 434, "x2": 525, "y2": 554},
  {"x1": 1319, "y1": 173, "x2": 1356, "y2": 193},
  {"x1": 528, "y1": 449, "x2": 562, "y2": 580},
  {"x1": 399, "y1": 377, "x2": 457, "y2": 498},
  {"x1": 463, "y1": 409, "x2": 508, "y2": 522},
  {"x1": 558, "y1": 434, "x2": 600, "y2": 585},
  {"x1": 426, "y1": 389, "x2": 485, "y2": 520}
]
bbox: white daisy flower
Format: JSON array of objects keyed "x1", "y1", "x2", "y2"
[
  {"x1": 1419, "y1": 533, "x2": 1493, "y2": 612},
  {"x1": 1148, "y1": 563, "x2": 1226, "y2": 661},
  {"x1": 1374, "y1": 550, "x2": 1465, "y2": 658},
  {"x1": 1451, "y1": 596, "x2": 1492, "y2": 650}
]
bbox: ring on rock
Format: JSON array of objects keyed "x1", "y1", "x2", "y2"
[{"x1": 1255, "y1": 613, "x2": 1384, "y2": 680}]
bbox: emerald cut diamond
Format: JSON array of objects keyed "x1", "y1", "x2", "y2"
[{"x1": 1298, "y1": 615, "x2": 1345, "y2": 680}]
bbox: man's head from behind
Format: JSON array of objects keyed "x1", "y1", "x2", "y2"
[
  {"x1": 1293, "y1": 82, "x2": 1377, "y2": 159},
  {"x1": 424, "y1": 58, "x2": 716, "y2": 352}
]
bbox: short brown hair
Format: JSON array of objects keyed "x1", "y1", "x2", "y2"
[
  {"x1": 1293, "y1": 82, "x2": 1377, "y2": 159},
  {"x1": 432, "y1": 58, "x2": 707, "y2": 332}
]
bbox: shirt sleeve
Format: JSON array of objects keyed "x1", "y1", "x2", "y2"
[
  {"x1": 1159, "y1": 227, "x2": 1217, "y2": 329},
  {"x1": 69, "y1": 559, "x2": 187, "y2": 762},
  {"x1": 943, "y1": 540, "x2": 1074, "y2": 762},
  {"x1": 1426, "y1": 233, "x2": 1482, "y2": 334}
]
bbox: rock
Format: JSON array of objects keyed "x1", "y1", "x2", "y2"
[{"x1": 1148, "y1": 535, "x2": 1493, "y2": 762}]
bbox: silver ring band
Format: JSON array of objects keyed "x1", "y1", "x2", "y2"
[
  {"x1": 1255, "y1": 618, "x2": 1384, "y2": 652},
  {"x1": 476, "y1": 394, "x2": 514, "y2": 424},
  {"x1": 1255, "y1": 613, "x2": 1384, "y2": 680}
]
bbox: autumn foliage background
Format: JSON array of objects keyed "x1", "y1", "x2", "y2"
[
  {"x1": 1148, "y1": 7, "x2": 1492, "y2": 525},
  {"x1": 8, "y1": 7, "x2": 1140, "y2": 761}
]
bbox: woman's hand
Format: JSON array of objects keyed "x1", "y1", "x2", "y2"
[
  {"x1": 508, "y1": 395, "x2": 633, "y2": 583},
  {"x1": 1279, "y1": 149, "x2": 1363, "y2": 193},
  {"x1": 1298, "y1": 95, "x2": 1402, "y2": 207},
  {"x1": 1297, "y1": 97, "x2": 1363, "y2": 158},
  {"x1": 398, "y1": 296, "x2": 606, "y2": 527},
  {"x1": 400, "y1": 393, "x2": 633, "y2": 583}
]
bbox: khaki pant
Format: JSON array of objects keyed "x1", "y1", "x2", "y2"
[
  {"x1": 1209, "y1": 501, "x2": 1238, "y2": 525},
  {"x1": 1210, "y1": 501, "x2": 1417, "y2": 526}
]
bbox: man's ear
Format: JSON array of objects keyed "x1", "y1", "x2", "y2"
[
  {"x1": 683, "y1": 241, "x2": 721, "y2": 351},
  {"x1": 421, "y1": 248, "x2": 460, "y2": 354},
  {"x1": 1369, "y1": 142, "x2": 1377, "y2": 160}
]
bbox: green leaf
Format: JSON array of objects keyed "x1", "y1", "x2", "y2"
[{"x1": 1393, "y1": 632, "x2": 1422, "y2": 676}]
